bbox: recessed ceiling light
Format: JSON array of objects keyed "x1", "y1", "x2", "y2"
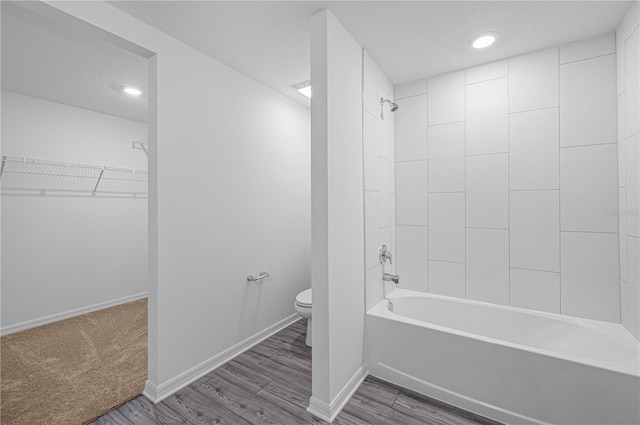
[
  {"x1": 123, "y1": 86, "x2": 142, "y2": 96},
  {"x1": 471, "y1": 33, "x2": 497, "y2": 49},
  {"x1": 293, "y1": 81, "x2": 311, "y2": 99}
]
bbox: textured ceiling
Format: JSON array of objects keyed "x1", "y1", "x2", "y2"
[
  {"x1": 1, "y1": 2, "x2": 148, "y2": 123},
  {"x1": 2, "y1": 1, "x2": 632, "y2": 115},
  {"x1": 111, "y1": 1, "x2": 633, "y2": 107}
]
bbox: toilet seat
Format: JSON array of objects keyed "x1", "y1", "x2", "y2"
[{"x1": 295, "y1": 288, "x2": 312, "y2": 308}]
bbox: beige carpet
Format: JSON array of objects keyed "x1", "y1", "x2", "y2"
[{"x1": 1, "y1": 299, "x2": 147, "y2": 425}]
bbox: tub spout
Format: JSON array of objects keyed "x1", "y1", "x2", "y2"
[{"x1": 383, "y1": 273, "x2": 399, "y2": 284}]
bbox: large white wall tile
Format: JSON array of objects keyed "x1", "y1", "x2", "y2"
[
  {"x1": 466, "y1": 77, "x2": 508, "y2": 155},
  {"x1": 627, "y1": 236, "x2": 639, "y2": 338},
  {"x1": 465, "y1": 60, "x2": 508, "y2": 85},
  {"x1": 560, "y1": 144, "x2": 618, "y2": 233},
  {"x1": 620, "y1": 188, "x2": 628, "y2": 283},
  {"x1": 428, "y1": 122, "x2": 465, "y2": 193},
  {"x1": 510, "y1": 190, "x2": 560, "y2": 272},
  {"x1": 509, "y1": 108, "x2": 560, "y2": 190},
  {"x1": 466, "y1": 229, "x2": 510, "y2": 305},
  {"x1": 363, "y1": 50, "x2": 378, "y2": 116},
  {"x1": 396, "y1": 225, "x2": 428, "y2": 292},
  {"x1": 560, "y1": 54, "x2": 617, "y2": 147},
  {"x1": 428, "y1": 260, "x2": 465, "y2": 298},
  {"x1": 389, "y1": 129, "x2": 396, "y2": 190},
  {"x1": 619, "y1": 93, "x2": 627, "y2": 187},
  {"x1": 428, "y1": 71, "x2": 465, "y2": 125},
  {"x1": 378, "y1": 158, "x2": 392, "y2": 228},
  {"x1": 621, "y1": 279, "x2": 629, "y2": 331},
  {"x1": 509, "y1": 48, "x2": 559, "y2": 113},
  {"x1": 428, "y1": 193, "x2": 465, "y2": 262},
  {"x1": 365, "y1": 191, "x2": 380, "y2": 271},
  {"x1": 466, "y1": 154, "x2": 509, "y2": 229},
  {"x1": 559, "y1": 33, "x2": 615, "y2": 64},
  {"x1": 390, "y1": 129, "x2": 396, "y2": 191},
  {"x1": 510, "y1": 269, "x2": 560, "y2": 313},
  {"x1": 617, "y1": 26, "x2": 626, "y2": 96},
  {"x1": 628, "y1": 134, "x2": 640, "y2": 237},
  {"x1": 396, "y1": 160, "x2": 428, "y2": 225},
  {"x1": 625, "y1": 28, "x2": 639, "y2": 137},
  {"x1": 395, "y1": 79, "x2": 428, "y2": 100},
  {"x1": 378, "y1": 69, "x2": 394, "y2": 104},
  {"x1": 623, "y1": 2, "x2": 640, "y2": 41},
  {"x1": 365, "y1": 266, "x2": 382, "y2": 311},
  {"x1": 395, "y1": 95, "x2": 428, "y2": 161},
  {"x1": 378, "y1": 111, "x2": 392, "y2": 160},
  {"x1": 364, "y1": 111, "x2": 379, "y2": 191},
  {"x1": 561, "y1": 232, "x2": 620, "y2": 322}
]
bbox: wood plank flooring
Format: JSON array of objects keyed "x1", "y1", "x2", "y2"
[{"x1": 93, "y1": 320, "x2": 501, "y2": 425}]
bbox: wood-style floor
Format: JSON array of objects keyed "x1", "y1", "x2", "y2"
[{"x1": 93, "y1": 319, "x2": 500, "y2": 425}]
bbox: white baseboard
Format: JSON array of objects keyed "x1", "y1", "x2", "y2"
[
  {"x1": 307, "y1": 363, "x2": 368, "y2": 423},
  {"x1": 1, "y1": 292, "x2": 148, "y2": 336},
  {"x1": 143, "y1": 313, "x2": 300, "y2": 404},
  {"x1": 373, "y1": 363, "x2": 550, "y2": 425}
]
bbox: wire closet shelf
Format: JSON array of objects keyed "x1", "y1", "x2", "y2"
[{"x1": 0, "y1": 155, "x2": 148, "y2": 197}]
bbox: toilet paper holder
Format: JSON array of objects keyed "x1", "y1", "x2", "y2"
[{"x1": 247, "y1": 272, "x2": 270, "y2": 282}]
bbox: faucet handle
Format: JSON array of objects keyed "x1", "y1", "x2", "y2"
[{"x1": 379, "y1": 244, "x2": 393, "y2": 265}]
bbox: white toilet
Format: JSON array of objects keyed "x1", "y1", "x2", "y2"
[{"x1": 294, "y1": 288, "x2": 312, "y2": 347}]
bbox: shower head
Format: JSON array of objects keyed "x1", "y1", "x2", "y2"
[{"x1": 380, "y1": 98, "x2": 399, "y2": 120}]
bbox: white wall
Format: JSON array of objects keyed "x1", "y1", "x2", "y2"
[
  {"x1": 617, "y1": 2, "x2": 640, "y2": 339},
  {"x1": 363, "y1": 51, "x2": 397, "y2": 310},
  {"x1": 30, "y1": 1, "x2": 311, "y2": 394},
  {"x1": 394, "y1": 33, "x2": 621, "y2": 323},
  {"x1": 1, "y1": 91, "x2": 148, "y2": 332},
  {"x1": 309, "y1": 9, "x2": 365, "y2": 421}
]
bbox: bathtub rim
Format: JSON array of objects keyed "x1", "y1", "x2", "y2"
[{"x1": 369, "y1": 288, "x2": 639, "y2": 378}]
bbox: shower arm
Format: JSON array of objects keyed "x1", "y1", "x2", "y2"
[{"x1": 380, "y1": 98, "x2": 398, "y2": 120}]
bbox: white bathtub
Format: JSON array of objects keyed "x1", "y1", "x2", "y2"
[{"x1": 365, "y1": 289, "x2": 640, "y2": 425}]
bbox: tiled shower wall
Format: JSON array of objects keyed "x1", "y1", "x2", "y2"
[
  {"x1": 617, "y1": 3, "x2": 640, "y2": 339},
  {"x1": 363, "y1": 50, "x2": 397, "y2": 310},
  {"x1": 394, "y1": 33, "x2": 623, "y2": 323}
]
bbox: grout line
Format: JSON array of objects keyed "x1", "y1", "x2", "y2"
[
  {"x1": 510, "y1": 266, "x2": 560, "y2": 274},
  {"x1": 508, "y1": 105, "x2": 559, "y2": 116},
  {"x1": 427, "y1": 190, "x2": 466, "y2": 194},
  {"x1": 429, "y1": 258, "x2": 466, "y2": 265},
  {"x1": 427, "y1": 120, "x2": 465, "y2": 128},
  {"x1": 465, "y1": 75, "x2": 509, "y2": 86},
  {"x1": 426, "y1": 85, "x2": 430, "y2": 293},
  {"x1": 557, "y1": 52, "x2": 562, "y2": 316},
  {"x1": 395, "y1": 92, "x2": 428, "y2": 101},
  {"x1": 509, "y1": 188, "x2": 560, "y2": 192},
  {"x1": 629, "y1": 234, "x2": 640, "y2": 240},
  {"x1": 559, "y1": 142, "x2": 617, "y2": 149},
  {"x1": 615, "y1": 78, "x2": 623, "y2": 324},
  {"x1": 465, "y1": 151, "x2": 509, "y2": 157},
  {"x1": 365, "y1": 109, "x2": 378, "y2": 120},
  {"x1": 466, "y1": 226, "x2": 509, "y2": 231},
  {"x1": 624, "y1": 22, "x2": 639, "y2": 42},
  {"x1": 395, "y1": 158, "x2": 428, "y2": 163},
  {"x1": 464, "y1": 70, "x2": 467, "y2": 299},
  {"x1": 507, "y1": 63, "x2": 511, "y2": 307},
  {"x1": 396, "y1": 223, "x2": 428, "y2": 228},
  {"x1": 559, "y1": 52, "x2": 615, "y2": 66},
  {"x1": 560, "y1": 229, "x2": 619, "y2": 235}
]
